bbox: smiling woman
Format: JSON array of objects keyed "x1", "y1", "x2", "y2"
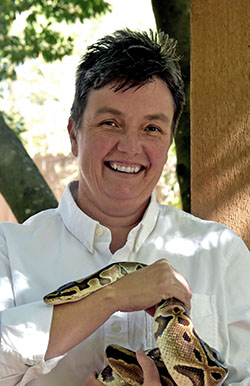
[
  {"x1": 67, "y1": 28, "x2": 183, "y2": 252},
  {"x1": 67, "y1": 77, "x2": 174, "y2": 228}
]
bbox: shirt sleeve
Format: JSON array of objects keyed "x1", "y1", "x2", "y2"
[
  {"x1": 224, "y1": 233, "x2": 250, "y2": 384},
  {"x1": 0, "y1": 234, "x2": 63, "y2": 385}
]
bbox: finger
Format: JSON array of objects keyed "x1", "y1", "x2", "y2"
[
  {"x1": 84, "y1": 371, "x2": 103, "y2": 386},
  {"x1": 156, "y1": 259, "x2": 192, "y2": 312},
  {"x1": 172, "y1": 269, "x2": 192, "y2": 312},
  {"x1": 136, "y1": 350, "x2": 162, "y2": 385}
]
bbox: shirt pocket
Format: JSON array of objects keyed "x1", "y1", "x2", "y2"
[{"x1": 191, "y1": 293, "x2": 217, "y2": 350}]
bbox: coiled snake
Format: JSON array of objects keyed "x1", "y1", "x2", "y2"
[{"x1": 43, "y1": 262, "x2": 228, "y2": 385}]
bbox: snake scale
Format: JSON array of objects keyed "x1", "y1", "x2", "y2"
[{"x1": 43, "y1": 262, "x2": 228, "y2": 385}]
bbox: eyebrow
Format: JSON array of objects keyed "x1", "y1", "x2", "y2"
[
  {"x1": 95, "y1": 106, "x2": 123, "y2": 116},
  {"x1": 144, "y1": 113, "x2": 171, "y2": 124}
]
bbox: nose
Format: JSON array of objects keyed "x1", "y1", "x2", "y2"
[{"x1": 116, "y1": 132, "x2": 142, "y2": 155}]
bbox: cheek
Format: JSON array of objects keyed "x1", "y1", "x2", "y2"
[
  {"x1": 92, "y1": 136, "x2": 116, "y2": 161},
  {"x1": 79, "y1": 135, "x2": 114, "y2": 168},
  {"x1": 149, "y1": 144, "x2": 169, "y2": 169}
]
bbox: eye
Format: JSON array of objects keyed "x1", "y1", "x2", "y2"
[
  {"x1": 101, "y1": 120, "x2": 118, "y2": 127},
  {"x1": 145, "y1": 125, "x2": 162, "y2": 133}
]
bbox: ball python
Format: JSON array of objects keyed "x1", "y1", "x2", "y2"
[{"x1": 43, "y1": 261, "x2": 228, "y2": 385}]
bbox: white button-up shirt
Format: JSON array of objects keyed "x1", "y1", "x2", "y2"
[{"x1": 0, "y1": 182, "x2": 249, "y2": 385}]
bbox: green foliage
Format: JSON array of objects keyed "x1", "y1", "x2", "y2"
[
  {"x1": 159, "y1": 142, "x2": 182, "y2": 209},
  {"x1": 0, "y1": 109, "x2": 26, "y2": 138},
  {"x1": 0, "y1": 0, "x2": 111, "y2": 80}
]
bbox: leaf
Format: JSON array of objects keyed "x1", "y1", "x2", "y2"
[{"x1": 0, "y1": 0, "x2": 111, "y2": 80}]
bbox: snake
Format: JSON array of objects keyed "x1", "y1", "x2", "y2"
[{"x1": 43, "y1": 262, "x2": 228, "y2": 385}]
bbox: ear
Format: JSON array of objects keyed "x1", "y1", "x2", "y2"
[{"x1": 67, "y1": 118, "x2": 78, "y2": 157}]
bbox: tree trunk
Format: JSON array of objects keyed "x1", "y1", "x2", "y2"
[
  {"x1": 151, "y1": 0, "x2": 190, "y2": 212},
  {"x1": 0, "y1": 113, "x2": 58, "y2": 223}
]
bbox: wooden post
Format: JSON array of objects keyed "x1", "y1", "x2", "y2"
[{"x1": 191, "y1": 0, "x2": 250, "y2": 248}]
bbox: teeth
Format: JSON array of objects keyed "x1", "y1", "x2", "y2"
[{"x1": 110, "y1": 162, "x2": 141, "y2": 174}]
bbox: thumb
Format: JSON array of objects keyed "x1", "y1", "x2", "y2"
[
  {"x1": 136, "y1": 350, "x2": 162, "y2": 385},
  {"x1": 84, "y1": 371, "x2": 103, "y2": 386}
]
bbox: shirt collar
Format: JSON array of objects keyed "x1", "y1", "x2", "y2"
[
  {"x1": 132, "y1": 192, "x2": 159, "y2": 253},
  {"x1": 58, "y1": 181, "x2": 97, "y2": 253},
  {"x1": 58, "y1": 181, "x2": 159, "y2": 254}
]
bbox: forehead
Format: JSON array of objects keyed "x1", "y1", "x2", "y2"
[{"x1": 84, "y1": 77, "x2": 175, "y2": 120}]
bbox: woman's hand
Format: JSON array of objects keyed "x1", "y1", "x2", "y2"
[
  {"x1": 136, "y1": 350, "x2": 162, "y2": 385},
  {"x1": 84, "y1": 350, "x2": 162, "y2": 385},
  {"x1": 109, "y1": 259, "x2": 191, "y2": 313}
]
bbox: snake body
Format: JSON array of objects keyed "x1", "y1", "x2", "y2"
[{"x1": 43, "y1": 262, "x2": 228, "y2": 385}]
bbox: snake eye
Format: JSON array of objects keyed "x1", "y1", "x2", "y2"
[{"x1": 211, "y1": 372, "x2": 223, "y2": 380}]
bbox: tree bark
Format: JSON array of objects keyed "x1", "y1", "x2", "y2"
[
  {"x1": 151, "y1": 0, "x2": 190, "y2": 212},
  {"x1": 0, "y1": 113, "x2": 58, "y2": 223}
]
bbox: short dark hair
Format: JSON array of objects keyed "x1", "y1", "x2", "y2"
[{"x1": 70, "y1": 29, "x2": 185, "y2": 136}]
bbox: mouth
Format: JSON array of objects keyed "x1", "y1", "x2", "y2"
[{"x1": 104, "y1": 161, "x2": 145, "y2": 174}]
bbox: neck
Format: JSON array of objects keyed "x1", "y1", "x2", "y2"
[{"x1": 71, "y1": 182, "x2": 150, "y2": 253}]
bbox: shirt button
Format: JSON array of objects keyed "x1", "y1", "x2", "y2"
[
  {"x1": 111, "y1": 322, "x2": 121, "y2": 333},
  {"x1": 96, "y1": 226, "x2": 104, "y2": 237},
  {"x1": 86, "y1": 241, "x2": 92, "y2": 251}
]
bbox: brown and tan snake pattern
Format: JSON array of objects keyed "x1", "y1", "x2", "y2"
[{"x1": 44, "y1": 262, "x2": 228, "y2": 385}]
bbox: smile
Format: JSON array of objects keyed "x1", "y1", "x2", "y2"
[{"x1": 106, "y1": 162, "x2": 143, "y2": 174}]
